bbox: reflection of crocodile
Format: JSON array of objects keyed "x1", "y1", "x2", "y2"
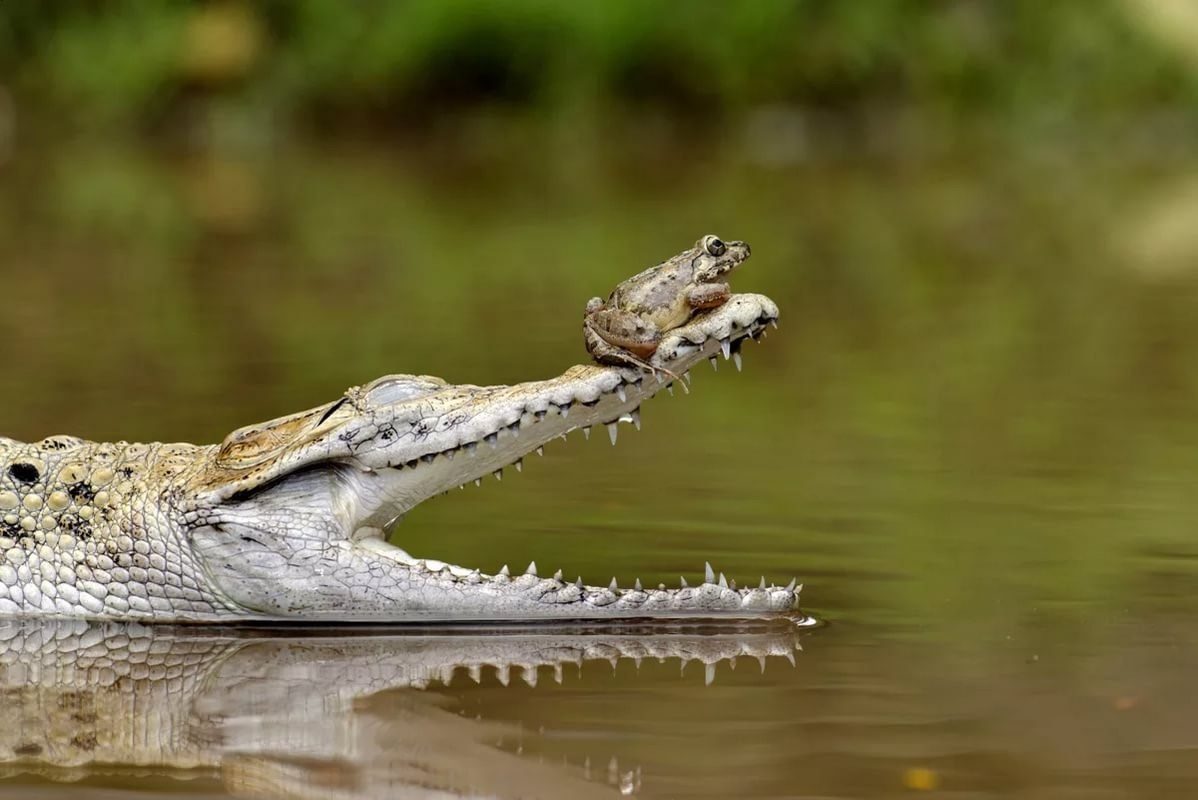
[
  {"x1": 0, "y1": 619, "x2": 802, "y2": 798},
  {"x1": 0, "y1": 291, "x2": 797, "y2": 621}
]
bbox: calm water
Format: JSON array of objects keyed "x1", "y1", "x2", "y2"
[{"x1": 2, "y1": 136, "x2": 1198, "y2": 797}]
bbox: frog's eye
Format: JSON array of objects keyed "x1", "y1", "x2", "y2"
[{"x1": 702, "y1": 235, "x2": 726, "y2": 257}]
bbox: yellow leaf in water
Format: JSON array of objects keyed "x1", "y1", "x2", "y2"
[{"x1": 903, "y1": 766, "x2": 939, "y2": 791}]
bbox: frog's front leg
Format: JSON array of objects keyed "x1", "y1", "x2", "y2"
[{"x1": 687, "y1": 282, "x2": 731, "y2": 310}]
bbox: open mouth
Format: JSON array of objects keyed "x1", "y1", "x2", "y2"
[
  {"x1": 196, "y1": 294, "x2": 800, "y2": 621},
  {"x1": 358, "y1": 295, "x2": 798, "y2": 617}
]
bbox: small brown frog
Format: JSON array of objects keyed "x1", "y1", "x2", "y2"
[{"x1": 584, "y1": 234, "x2": 751, "y2": 378}]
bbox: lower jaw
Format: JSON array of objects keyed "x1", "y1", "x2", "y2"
[{"x1": 349, "y1": 538, "x2": 801, "y2": 622}]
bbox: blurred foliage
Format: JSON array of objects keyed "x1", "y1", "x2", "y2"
[{"x1": 1, "y1": 0, "x2": 1196, "y2": 138}]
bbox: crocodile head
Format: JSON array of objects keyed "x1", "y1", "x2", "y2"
[{"x1": 182, "y1": 293, "x2": 797, "y2": 621}]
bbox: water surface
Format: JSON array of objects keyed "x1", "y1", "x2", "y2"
[{"x1": 2, "y1": 138, "x2": 1198, "y2": 797}]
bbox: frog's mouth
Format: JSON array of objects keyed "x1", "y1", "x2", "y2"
[{"x1": 191, "y1": 294, "x2": 795, "y2": 621}]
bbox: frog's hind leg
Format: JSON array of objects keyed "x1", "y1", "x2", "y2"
[{"x1": 583, "y1": 318, "x2": 687, "y2": 390}]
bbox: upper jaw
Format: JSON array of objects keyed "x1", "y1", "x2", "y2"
[
  {"x1": 332, "y1": 292, "x2": 780, "y2": 520},
  {"x1": 195, "y1": 293, "x2": 777, "y2": 511}
]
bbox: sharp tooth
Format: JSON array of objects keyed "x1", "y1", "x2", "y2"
[
  {"x1": 617, "y1": 385, "x2": 627, "y2": 403},
  {"x1": 445, "y1": 448, "x2": 456, "y2": 460},
  {"x1": 493, "y1": 469, "x2": 503, "y2": 481},
  {"x1": 536, "y1": 445, "x2": 544, "y2": 457},
  {"x1": 500, "y1": 564, "x2": 510, "y2": 576},
  {"x1": 757, "y1": 655, "x2": 767, "y2": 673},
  {"x1": 609, "y1": 577, "x2": 618, "y2": 591},
  {"x1": 630, "y1": 408, "x2": 641, "y2": 430},
  {"x1": 553, "y1": 568, "x2": 563, "y2": 581},
  {"x1": 666, "y1": 384, "x2": 674, "y2": 396},
  {"x1": 421, "y1": 453, "x2": 436, "y2": 463},
  {"x1": 634, "y1": 578, "x2": 642, "y2": 591},
  {"x1": 474, "y1": 478, "x2": 481, "y2": 487},
  {"x1": 485, "y1": 432, "x2": 498, "y2": 448},
  {"x1": 759, "y1": 576, "x2": 766, "y2": 590},
  {"x1": 514, "y1": 459, "x2": 523, "y2": 472},
  {"x1": 705, "y1": 562, "x2": 715, "y2": 584},
  {"x1": 770, "y1": 319, "x2": 779, "y2": 329},
  {"x1": 607, "y1": 423, "x2": 618, "y2": 446},
  {"x1": 526, "y1": 561, "x2": 538, "y2": 577},
  {"x1": 718, "y1": 572, "x2": 728, "y2": 589},
  {"x1": 680, "y1": 576, "x2": 688, "y2": 588},
  {"x1": 705, "y1": 663, "x2": 716, "y2": 686},
  {"x1": 720, "y1": 338, "x2": 731, "y2": 360},
  {"x1": 708, "y1": 356, "x2": 718, "y2": 371},
  {"x1": 732, "y1": 351, "x2": 743, "y2": 372},
  {"x1": 458, "y1": 484, "x2": 465, "y2": 490},
  {"x1": 683, "y1": 370, "x2": 691, "y2": 385},
  {"x1": 786, "y1": 578, "x2": 797, "y2": 591},
  {"x1": 465, "y1": 442, "x2": 477, "y2": 456},
  {"x1": 582, "y1": 426, "x2": 591, "y2": 440},
  {"x1": 554, "y1": 664, "x2": 564, "y2": 684},
  {"x1": 560, "y1": 404, "x2": 570, "y2": 418},
  {"x1": 576, "y1": 576, "x2": 584, "y2": 589}
]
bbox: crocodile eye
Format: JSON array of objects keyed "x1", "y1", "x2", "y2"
[{"x1": 703, "y1": 236, "x2": 726, "y2": 257}]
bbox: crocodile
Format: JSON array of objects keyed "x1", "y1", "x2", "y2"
[
  {"x1": 0, "y1": 618, "x2": 803, "y2": 798},
  {"x1": 0, "y1": 289, "x2": 796, "y2": 622}
]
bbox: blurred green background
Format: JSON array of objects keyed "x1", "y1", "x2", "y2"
[{"x1": 5, "y1": 1, "x2": 1198, "y2": 796}]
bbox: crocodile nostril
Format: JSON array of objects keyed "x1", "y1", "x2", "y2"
[{"x1": 8, "y1": 463, "x2": 39, "y2": 484}]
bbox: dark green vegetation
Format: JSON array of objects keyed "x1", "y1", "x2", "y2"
[{"x1": 3, "y1": 0, "x2": 1197, "y2": 141}]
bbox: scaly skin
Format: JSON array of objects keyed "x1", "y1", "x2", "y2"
[
  {"x1": 0, "y1": 619, "x2": 803, "y2": 798},
  {"x1": 0, "y1": 293, "x2": 797, "y2": 621}
]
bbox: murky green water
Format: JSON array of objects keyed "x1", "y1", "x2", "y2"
[{"x1": 3, "y1": 137, "x2": 1198, "y2": 797}]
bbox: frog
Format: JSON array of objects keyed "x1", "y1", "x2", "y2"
[{"x1": 583, "y1": 234, "x2": 751, "y2": 380}]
